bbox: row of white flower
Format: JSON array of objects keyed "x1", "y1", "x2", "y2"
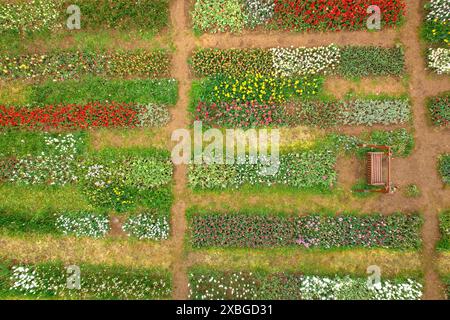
[
  {"x1": 428, "y1": 47, "x2": 450, "y2": 74},
  {"x1": 0, "y1": 0, "x2": 60, "y2": 33},
  {"x1": 123, "y1": 213, "x2": 170, "y2": 240},
  {"x1": 10, "y1": 265, "x2": 171, "y2": 299},
  {"x1": 55, "y1": 212, "x2": 169, "y2": 240},
  {"x1": 55, "y1": 213, "x2": 110, "y2": 238},
  {"x1": 427, "y1": 0, "x2": 450, "y2": 22},
  {"x1": 189, "y1": 272, "x2": 423, "y2": 300},
  {"x1": 9, "y1": 133, "x2": 79, "y2": 186},
  {"x1": 299, "y1": 276, "x2": 422, "y2": 300},
  {"x1": 270, "y1": 45, "x2": 341, "y2": 77}
]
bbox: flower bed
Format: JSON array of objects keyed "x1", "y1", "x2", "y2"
[
  {"x1": 189, "y1": 211, "x2": 422, "y2": 249},
  {"x1": 0, "y1": 50, "x2": 170, "y2": 81},
  {"x1": 123, "y1": 211, "x2": 170, "y2": 240},
  {"x1": 0, "y1": 102, "x2": 171, "y2": 130},
  {"x1": 428, "y1": 48, "x2": 450, "y2": 74},
  {"x1": 337, "y1": 46, "x2": 405, "y2": 78},
  {"x1": 196, "y1": 73, "x2": 322, "y2": 104},
  {"x1": 271, "y1": 0, "x2": 406, "y2": 32},
  {"x1": 55, "y1": 211, "x2": 110, "y2": 238},
  {"x1": 361, "y1": 128, "x2": 414, "y2": 158},
  {"x1": 3, "y1": 263, "x2": 171, "y2": 299},
  {"x1": 439, "y1": 154, "x2": 450, "y2": 185},
  {"x1": 194, "y1": 98, "x2": 411, "y2": 128},
  {"x1": 0, "y1": 208, "x2": 173, "y2": 240},
  {"x1": 80, "y1": 150, "x2": 173, "y2": 212},
  {"x1": 0, "y1": 0, "x2": 59, "y2": 34},
  {"x1": 63, "y1": 0, "x2": 170, "y2": 32},
  {"x1": 188, "y1": 270, "x2": 422, "y2": 300},
  {"x1": 5, "y1": 133, "x2": 83, "y2": 186},
  {"x1": 0, "y1": 209, "x2": 110, "y2": 238},
  {"x1": 191, "y1": 0, "x2": 406, "y2": 33},
  {"x1": 326, "y1": 129, "x2": 414, "y2": 158},
  {"x1": 0, "y1": 133, "x2": 174, "y2": 212},
  {"x1": 0, "y1": 0, "x2": 169, "y2": 34},
  {"x1": 188, "y1": 151, "x2": 337, "y2": 190},
  {"x1": 438, "y1": 211, "x2": 450, "y2": 250},
  {"x1": 190, "y1": 46, "x2": 405, "y2": 78},
  {"x1": 423, "y1": 0, "x2": 450, "y2": 47},
  {"x1": 428, "y1": 94, "x2": 450, "y2": 126}
]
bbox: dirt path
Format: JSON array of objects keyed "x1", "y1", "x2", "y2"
[
  {"x1": 168, "y1": 0, "x2": 194, "y2": 300},
  {"x1": 167, "y1": 0, "x2": 449, "y2": 300},
  {"x1": 398, "y1": 0, "x2": 449, "y2": 300}
]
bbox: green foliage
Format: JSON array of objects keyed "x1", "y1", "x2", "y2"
[
  {"x1": 0, "y1": 50, "x2": 171, "y2": 81},
  {"x1": 340, "y1": 99, "x2": 411, "y2": 126},
  {"x1": 438, "y1": 211, "x2": 450, "y2": 250},
  {"x1": 428, "y1": 94, "x2": 450, "y2": 127},
  {"x1": 123, "y1": 211, "x2": 170, "y2": 240},
  {"x1": 422, "y1": 20, "x2": 450, "y2": 46},
  {"x1": 0, "y1": 0, "x2": 59, "y2": 34},
  {"x1": 0, "y1": 184, "x2": 92, "y2": 213},
  {"x1": 1, "y1": 133, "x2": 85, "y2": 186},
  {"x1": 191, "y1": 0, "x2": 245, "y2": 34},
  {"x1": 0, "y1": 132, "x2": 173, "y2": 214},
  {"x1": 439, "y1": 154, "x2": 450, "y2": 185},
  {"x1": 0, "y1": 209, "x2": 110, "y2": 238},
  {"x1": 194, "y1": 74, "x2": 323, "y2": 104},
  {"x1": 55, "y1": 211, "x2": 110, "y2": 238},
  {"x1": 190, "y1": 48, "x2": 275, "y2": 77},
  {"x1": 0, "y1": 0, "x2": 170, "y2": 35},
  {"x1": 191, "y1": 46, "x2": 405, "y2": 79},
  {"x1": 350, "y1": 180, "x2": 382, "y2": 198},
  {"x1": 190, "y1": 211, "x2": 422, "y2": 249},
  {"x1": 366, "y1": 129, "x2": 415, "y2": 158},
  {"x1": 423, "y1": 0, "x2": 450, "y2": 47},
  {"x1": 338, "y1": 46, "x2": 405, "y2": 78},
  {"x1": 405, "y1": 184, "x2": 421, "y2": 198},
  {"x1": 188, "y1": 269, "x2": 423, "y2": 300},
  {"x1": 2, "y1": 262, "x2": 171, "y2": 299},
  {"x1": 189, "y1": 151, "x2": 337, "y2": 190},
  {"x1": 27, "y1": 77, "x2": 178, "y2": 106},
  {"x1": 64, "y1": 0, "x2": 170, "y2": 32},
  {"x1": 0, "y1": 210, "x2": 58, "y2": 235},
  {"x1": 0, "y1": 131, "x2": 83, "y2": 158},
  {"x1": 79, "y1": 149, "x2": 173, "y2": 212}
]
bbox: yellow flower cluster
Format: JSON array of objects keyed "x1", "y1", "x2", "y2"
[{"x1": 212, "y1": 73, "x2": 320, "y2": 103}]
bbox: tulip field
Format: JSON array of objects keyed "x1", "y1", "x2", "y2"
[{"x1": 0, "y1": 0, "x2": 449, "y2": 302}]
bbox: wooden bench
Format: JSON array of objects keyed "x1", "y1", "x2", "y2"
[
  {"x1": 367, "y1": 152, "x2": 385, "y2": 186},
  {"x1": 357, "y1": 145, "x2": 393, "y2": 194}
]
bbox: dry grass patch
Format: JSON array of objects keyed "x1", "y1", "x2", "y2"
[
  {"x1": 188, "y1": 188, "x2": 369, "y2": 214},
  {"x1": 0, "y1": 81, "x2": 30, "y2": 105},
  {"x1": 324, "y1": 76, "x2": 407, "y2": 99},
  {"x1": 0, "y1": 234, "x2": 174, "y2": 269},
  {"x1": 89, "y1": 128, "x2": 170, "y2": 151},
  {"x1": 188, "y1": 248, "x2": 422, "y2": 277},
  {"x1": 438, "y1": 252, "x2": 450, "y2": 275}
]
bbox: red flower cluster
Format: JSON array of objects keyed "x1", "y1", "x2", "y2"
[
  {"x1": 0, "y1": 102, "x2": 143, "y2": 130},
  {"x1": 273, "y1": 0, "x2": 406, "y2": 31},
  {"x1": 195, "y1": 101, "x2": 285, "y2": 128}
]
